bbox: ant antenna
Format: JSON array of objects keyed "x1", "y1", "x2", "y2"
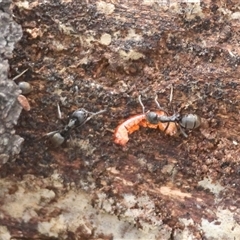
[
  {"x1": 168, "y1": 84, "x2": 176, "y2": 114},
  {"x1": 154, "y1": 95, "x2": 169, "y2": 115},
  {"x1": 86, "y1": 109, "x2": 106, "y2": 122},
  {"x1": 138, "y1": 95, "x2": 145, "y2": 113},
  {"x1": 169, "y1": 84, "x2": 173, "y2": 105},
  {"x1": 154, "y1": 95, "x2": 161, "y2": 109}
]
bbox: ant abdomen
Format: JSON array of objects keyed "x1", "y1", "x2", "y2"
[{"x1": 179, "y1": 114, "x2": 201, "y2": 130}]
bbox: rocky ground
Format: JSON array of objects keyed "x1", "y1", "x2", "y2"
[{"x1": 0, "y1": 0, "x2": 240, "y2": 239}]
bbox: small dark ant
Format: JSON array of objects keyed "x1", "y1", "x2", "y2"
[{"x1": 45, "y1": 107, "x2": 106, "y2": 147}]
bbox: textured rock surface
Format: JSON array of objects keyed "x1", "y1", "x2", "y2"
[
  {"x1": 1, "y1": 0, "x2": 240, "y2": 239},
  {"x1": 0, "y1": 0, "x2": 23, "y2": 165}
]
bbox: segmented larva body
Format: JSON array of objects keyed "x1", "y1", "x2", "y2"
[{"x1": 114, "y1": 111, "x2": 177, "y2": 146}]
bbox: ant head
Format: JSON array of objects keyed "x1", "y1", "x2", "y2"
[
  {"x1": 70, "y1": 109, "x2": 88, "y2": 126},
  {"x1": 146, "y1": 111, "x2": 159, "y2": 124}
]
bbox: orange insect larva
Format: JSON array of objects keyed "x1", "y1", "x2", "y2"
[
  {"x1": 114, "y1": 114, "x2": 145, "y2": 146},
  {"x1": 114, "y1": 111, "x2": 177, "y2": 146}
]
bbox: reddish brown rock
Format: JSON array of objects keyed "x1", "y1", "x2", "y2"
[{"x1": 1, "y1": 0, "x2": 240, "y2": 239}]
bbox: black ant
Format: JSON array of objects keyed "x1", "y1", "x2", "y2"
[
  {"x1": 45, "y1": 106, "x2": 106, "y2": 147},
  {"x1": 139, "y1": 85, "x2": 201, "y2": 137}
]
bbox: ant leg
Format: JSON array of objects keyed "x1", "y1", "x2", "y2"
[
  {"x1": 57, "y1": 103, "x2": 63, "y2": 119},
  {"x1": 12, "y1": 68, "x2": 29, "y2": 81},
  {"x1": 163, "y1": 122, "x2": 170, "y2": 134},
  {"x1": 178, "y1": 124, "x2": 188, "y2": 138},
  {"x1": 138, "y1": 95, "x2": 145, "y2": 114},
  {"x1": 45, "y1": 130, "x2": 59, "y2": 138}
]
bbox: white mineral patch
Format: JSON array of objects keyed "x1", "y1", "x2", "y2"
[
  {"x1": 198, "y1": 177, "x2": 224, "y2": 196},
  {"x1": 201, "y1": 209, "x2": 240, "y2": 239},
  {"x1": 231, "y1": 12, "x2": 240, "y2": 19},
  {"x1": 0, "y1": 226, "x2": 11, "y2": 240},
  {"x1": 96, "y1": 1, "x2": 115, "y2": 15},
  {"x1": 119, "y1": 49, "x2": 145, "y2": 60},
  {"x1": 125, "y1": 29, "x2": 143, "y2": 41},
  {"x1": 1, "y1": 173, "x2": 239, "y2": 240},
  {"x1": 100, "y1": 33, "x2": 112, "y2": 45}
]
